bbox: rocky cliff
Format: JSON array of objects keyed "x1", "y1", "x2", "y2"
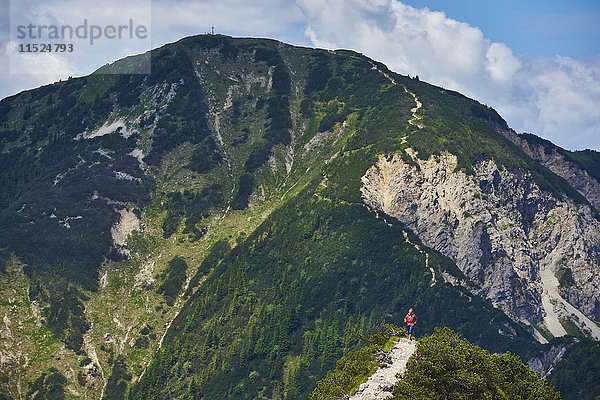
[
  {"x1": 361, "y1": 149, "x2": 600, "y2": 341},
  {"x1": 502, "y1": 130, "x2": 600, "y2": 211}
]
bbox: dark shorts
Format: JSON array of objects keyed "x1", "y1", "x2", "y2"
[{"x1": 408, "y1": 325, "x2": 415, "y2": 335}]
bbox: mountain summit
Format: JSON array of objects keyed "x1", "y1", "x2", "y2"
[{"x1": 0, "y1": 35, "x2": 598, "y2": 399}]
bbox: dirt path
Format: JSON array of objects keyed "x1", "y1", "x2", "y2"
[
  {"x1": 369, "y1": 62, "x2": 423, "y2": 129},
  {"x1": 370, "y1": 62, "x2": 397, "y2": 85},
  {"x1": 350, "y1": 338, "x2": 416, "y2": 400},
  {"x1": 404, "y1": 88, "x2": 423, "y2": 128}
]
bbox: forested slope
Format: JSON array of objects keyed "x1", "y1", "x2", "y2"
[{"x1": 0, "y1": 35, "x2": 598, "y2": 399}]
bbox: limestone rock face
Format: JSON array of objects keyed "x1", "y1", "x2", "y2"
[
  {"x1": 527, "y1": 342, "x2": 570, "y2": 378},
  {"x1": 361, "y1": 149, "x2": 600, "y2": 339},
  {"x1": 502, "y1": 130, "x2": 600, "y2": 211}
]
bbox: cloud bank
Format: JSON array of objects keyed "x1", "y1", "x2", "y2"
[{"x1": 297, "y1": 0, "x2": 600, "y2": 150}]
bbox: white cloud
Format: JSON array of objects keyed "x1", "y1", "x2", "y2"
[
  {"x1": 296, "y1": 0, "x2": 600, "y2": 150},
  {"x1": 523, "y1": 56, "x2": 600, "y2": 149},
  {"x1": 486, "y1": 43, "x2": 521, "y2": 83},
  {"x1": 0, "y1": 0, "x2": 153, "y2": 98},
  {"x1": 0, "y1": 39, "x2": 80, "y2": 99}
]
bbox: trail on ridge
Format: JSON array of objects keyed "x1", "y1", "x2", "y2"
[
  {"x1": 369, "y1": 61, "x2": 423, "y2": 129},
  {"x1": 350, "y1": 338, "x2": 416, "y2": 400}
]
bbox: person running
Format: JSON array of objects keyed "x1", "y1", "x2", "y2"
[{"x1": 404, "y1": 308, "x2": 418, "y2": 341}]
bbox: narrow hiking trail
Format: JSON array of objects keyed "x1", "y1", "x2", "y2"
[
  {"x1": 362, "y1": 64, "x2": 432, "y2": 286},
  {"x1": 368, "y1": 209, "x2": 433, "y2": 286},
  {"x1": 404, "y1": 88, "x2": 424, "y2": 129},
  {"x1": 350, "y1": 338, "x2": 416, "y2": 400},
  {"x1": 369, "y1": 62, "x2": 423, "y2": 129},
  {"x1": 370, "y1": 63, "x2": 397, "y2": 85}
]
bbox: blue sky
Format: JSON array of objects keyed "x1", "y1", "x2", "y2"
[
  {"x1": 402, "y1": 0, "x2": 600, "y2": 58},
  {"x1": 1, "y1": 0, "x2": 599, "y2": 150}
]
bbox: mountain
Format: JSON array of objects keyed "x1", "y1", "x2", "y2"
[{"x1": 0, "y1": 34, "x2": 598, "y2": 399}]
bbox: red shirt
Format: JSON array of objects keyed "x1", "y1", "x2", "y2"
[{"x1": 404, "y1": 313, "x2": 418, "y2": 326}]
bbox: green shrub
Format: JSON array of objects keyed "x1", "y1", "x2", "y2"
[
  {"x1": 550, "y1": 340, "x2": 600, "y2": 400},
  {"x1": 392, "y1": 328, "x2": 560, "y2": 400},
  {"x1": 102, "y1": 356, "x2": 131, "y2": 400},
  {"x1": 232, "y1": 173, "x2": 255, "y2": 210},
  {"x1": 161, "y1": 185, "x2": 224, "y2": 239},
  {"x1": 26, "y1": 368, "x2": 66, "y2": 400},
  {"x1": 157, "y1": 257, "x2": 188, "y2": 306}
]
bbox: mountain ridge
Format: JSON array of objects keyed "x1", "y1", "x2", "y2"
[{"x1": 0, "y1": 34, "x2": 598, "y2": 399}]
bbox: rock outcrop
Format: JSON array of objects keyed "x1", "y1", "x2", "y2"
[
  {"x1": 502, "y1": 130, "x2": 600, "y2": 211},
  {"x1": 361, "y1": 149, "x2": 600, "y2": 339},
  {"x1": 527, "y1": 341, "x2": 571, "y2": 378}
]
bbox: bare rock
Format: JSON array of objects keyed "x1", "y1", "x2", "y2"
[{"x1": 361, "y1": 149, "x2": 600, "y2": 340}]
